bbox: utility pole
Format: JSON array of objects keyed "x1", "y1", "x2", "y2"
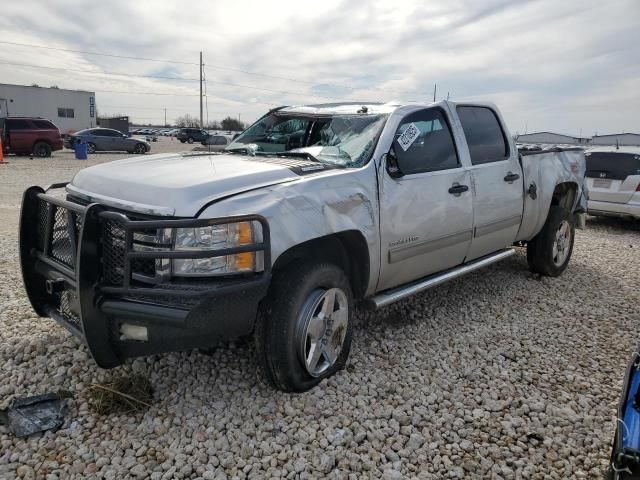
[
  {"x1": 199, "y1": 51, "x2": 203, "y2": 129},
  {"x1": 164, "y1": 108, "x2": 167, "y2": 126}
]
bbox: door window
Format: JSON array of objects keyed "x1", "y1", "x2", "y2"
[
  {"x1": 457, "y1": 106, "x2": 509, "y2": 165},
  {"x1": 392, "y1": 109, "x2": 459, "y2": 175}
]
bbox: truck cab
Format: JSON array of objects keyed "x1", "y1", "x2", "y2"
[{"x1": 20, "y1": 101, "x2": 586, "y2": 392}]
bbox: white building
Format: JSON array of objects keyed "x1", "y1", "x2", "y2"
[
  {"x1": 0, "y1": 83, "x2": 96, "y2": 134},
  {"x1": 591, "y1": 133, "x2": 640, "y2": 146},
  {"x1": 516, "y1": 131, "x2": 588, "y2": 145}
]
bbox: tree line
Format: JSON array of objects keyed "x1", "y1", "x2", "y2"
[{"x1": 174, "y1": 114, "x2": 246, "y2": 131}]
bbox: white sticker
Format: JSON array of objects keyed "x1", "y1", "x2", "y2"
[{"x1": 397, "y1": 123, "x2": 420, "y2": 151}]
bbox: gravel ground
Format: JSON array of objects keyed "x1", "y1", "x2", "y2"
[{"x1": 1, "y1": 145, "x2": 639, "y2": 479}]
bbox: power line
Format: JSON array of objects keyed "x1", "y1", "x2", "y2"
[
  {"x1": 0, "y1": 58, "x2": 346, "y2": 101},
  {"x1": 0, "y1": 39, "x2": 426, "y2": 99},
  {"x1": 0, "y1": 59, "x2": 198, "y2": 82},
  {"x1": 96, "y1": 89, "x2": 199, "y2": 97},
  {"x1": 0, "y1": 40, "x2": 198, "y2": 65}
]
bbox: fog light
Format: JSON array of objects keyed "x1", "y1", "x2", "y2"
[{"x1": 120, "y1": 324, "x2": 148, "y2": 342}]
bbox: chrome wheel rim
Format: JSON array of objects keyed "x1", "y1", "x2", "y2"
[
  {"x1": 87, "y1": 143, "x2": 95, "y2": 153},
  {"x1": 297, "y1": 288, "x2": 348, "y2": 377},
  {"x1": 552, "y1": 220, "x2": 572, "y2": 266},
  {"x1": 135, "y1": 144, "x2": 145, "y2": 153}
]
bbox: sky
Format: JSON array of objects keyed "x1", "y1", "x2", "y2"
[{"x1": 0, "y1": 0, "x2": 638, "y2": 136}]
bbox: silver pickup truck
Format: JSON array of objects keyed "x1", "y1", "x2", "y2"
[{"x1": 20, "y1": 101, "x2": 586, "y2": 392}]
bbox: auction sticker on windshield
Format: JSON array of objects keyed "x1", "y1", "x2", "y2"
[{"x1": 397, "y1": 123, "x2": 420, "y2": 151}]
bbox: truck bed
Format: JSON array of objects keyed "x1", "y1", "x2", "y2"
[{"x1": 517, "y1": 147, "x2": 587, "y2": 241}]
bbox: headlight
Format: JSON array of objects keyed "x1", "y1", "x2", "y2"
[{"x1": 172, "y1": 221, "x2": 258, "y2": 276}]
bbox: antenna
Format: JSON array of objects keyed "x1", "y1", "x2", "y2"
[{"x1": 433, "y1": 83, "x2": 437, "y2": 102}]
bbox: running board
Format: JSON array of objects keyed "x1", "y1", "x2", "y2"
[{"x1": 368, "y1": 249, "x2": 515, "y2": 310}]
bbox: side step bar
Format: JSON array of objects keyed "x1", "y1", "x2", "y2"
[{"x1": 368, "y1": 249, "x2": 515, "y2": 310}]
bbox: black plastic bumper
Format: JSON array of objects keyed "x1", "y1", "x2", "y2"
[{"x1": 20, "y1": 184, "x2": 271, "y2": 368}]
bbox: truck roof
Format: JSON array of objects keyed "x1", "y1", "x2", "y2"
[{"x1": 278, "y1": 100, "x2": 495, "y2": 116}]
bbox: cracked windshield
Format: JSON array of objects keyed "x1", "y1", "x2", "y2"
[{"x1": 226, "y1": 112, "x2": 387, "y2": 167}]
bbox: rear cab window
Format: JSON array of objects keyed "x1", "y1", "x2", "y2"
[{"x1": 457, "y1": 106, "x2": 509, "y2": 165}]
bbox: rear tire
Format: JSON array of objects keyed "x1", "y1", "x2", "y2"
[
  {"x1": 527, "y1": 206, "x2": 575, "y2": 276},
  {"x1": 187, "y1": 137, "x2": 194, "y2": 144},
  {"x1": 86, "y1": 142, "x2": 96, "y2": 154},
  {"x1": 179, "y1": 139, "x2": 186, "y2": 144},
  {"x1": 33, "y1": 142, "x2": 52, "y2": 158},
  {"x1": 255, "y1": 262, "x2": 353, "y2": 392}
]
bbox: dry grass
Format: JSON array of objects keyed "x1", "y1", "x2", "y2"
[{"x1": 85, "y1": 375, "x2": 153, "y2": 415}]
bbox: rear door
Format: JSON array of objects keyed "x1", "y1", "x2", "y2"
[
  {"x1": 378, "y1": 107, "x2": 473, "y2": 290},
  {"x1": 586, "y1": 150, "x2": 640, "y2": 203},
  {"x1": 456, "y1": 106, "x2": 523, "y2": 261},
  {"x1": 6, "y1": 119, "x2": 33, "y2": 152}
]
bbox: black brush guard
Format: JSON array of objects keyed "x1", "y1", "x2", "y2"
[{"x1": 20, "y1": 184, "x2": 271, "y2": 368}]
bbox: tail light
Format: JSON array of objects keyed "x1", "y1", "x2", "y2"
[{"x1": 636, "y1": 183, "x2": 640, "y2": 192}]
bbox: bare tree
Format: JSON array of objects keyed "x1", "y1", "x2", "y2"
[{"x1": 175, "y1": 114, "x2": 200, "y2": 128}]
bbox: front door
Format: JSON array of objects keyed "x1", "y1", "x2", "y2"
[
  {"x1": 377, "y1": 107, "x2": 474, "y2": 291},
  {"x1": 456, "y1": 106, "x2": 523, "y2": 261}
]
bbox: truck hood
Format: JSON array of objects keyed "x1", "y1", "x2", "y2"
[{"x1": 68, "y1": 152, "x2": 306, "y2": 216}]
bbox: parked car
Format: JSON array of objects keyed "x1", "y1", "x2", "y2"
[
  {"x1": 0, "y1": 117, "x2": 63, "y2": 157},
  {"x1": 586, "y1": 146, "x2": 640, "y2": 219},
  {"x1": 200, "y1": 134, "x2": 231, "y2": 150},
  {"x1": 67, "y1": 128, "x2": 150, "y2": 154},
  {"x1": 177, "y1": 128, "x2": 209, "y2": 144},
  {"x1": 20, "y1": 100, "x2": 586, "y2": 393}
]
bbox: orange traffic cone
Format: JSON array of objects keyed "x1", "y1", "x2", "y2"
[{"x1": 0, "y1": 138, "x2": 8, "y2": 165}]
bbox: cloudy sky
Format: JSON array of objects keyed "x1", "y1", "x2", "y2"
[{"x1": 0, "y1": 0, "x2": 638, "y2": 135}]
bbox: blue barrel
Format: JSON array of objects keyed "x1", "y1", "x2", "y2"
[{"x1": 74, "y1": 142, "x2": 88, "y2": 160}]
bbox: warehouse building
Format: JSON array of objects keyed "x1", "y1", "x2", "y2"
[
  {"x1": 516, "y1": 132, "x2": 588, "y2": 145},
  {"x1": 591, "y1": 133, "x2": 640, "y2": 146},
  {"x1": 0, "y1": 83, "x2": 96, "y2": 134}
]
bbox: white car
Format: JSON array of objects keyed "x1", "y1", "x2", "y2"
[{"x1": 586, "y1": 146, "x2": 640, "y2": 219}]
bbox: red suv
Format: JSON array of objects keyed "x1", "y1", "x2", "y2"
[{"x1": 1, "y1": 117, "x2": 64, "y2": 157}]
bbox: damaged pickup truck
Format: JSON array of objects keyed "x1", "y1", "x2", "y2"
[{"x1": 20, "y1": 101, "x2": 587, "y2": 392}]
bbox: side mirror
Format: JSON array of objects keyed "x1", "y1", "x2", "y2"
[{"x1": 384, "y1": 148, "x2": 404, "y2": 178}]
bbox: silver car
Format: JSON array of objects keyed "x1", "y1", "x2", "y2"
[{"x1": 70, "y1": 128, "x2": 151, "y2": 154}]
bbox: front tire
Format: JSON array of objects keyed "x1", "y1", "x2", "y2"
[
  {"x1": 527, "y1": 206, "x2": 575, "y2": 276},
  {"x1": 134, "y1": 143, "x2": 146, "y2": 154},
  {"x1": 33, "y1": 142, "x2": 52, "y2": 158},
  {"x1": 86, "y1": 142, "x2": 96, "y2": 154},
  {"x1": 255, "y1": 262, "x2": 353, "y2": 392}
]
